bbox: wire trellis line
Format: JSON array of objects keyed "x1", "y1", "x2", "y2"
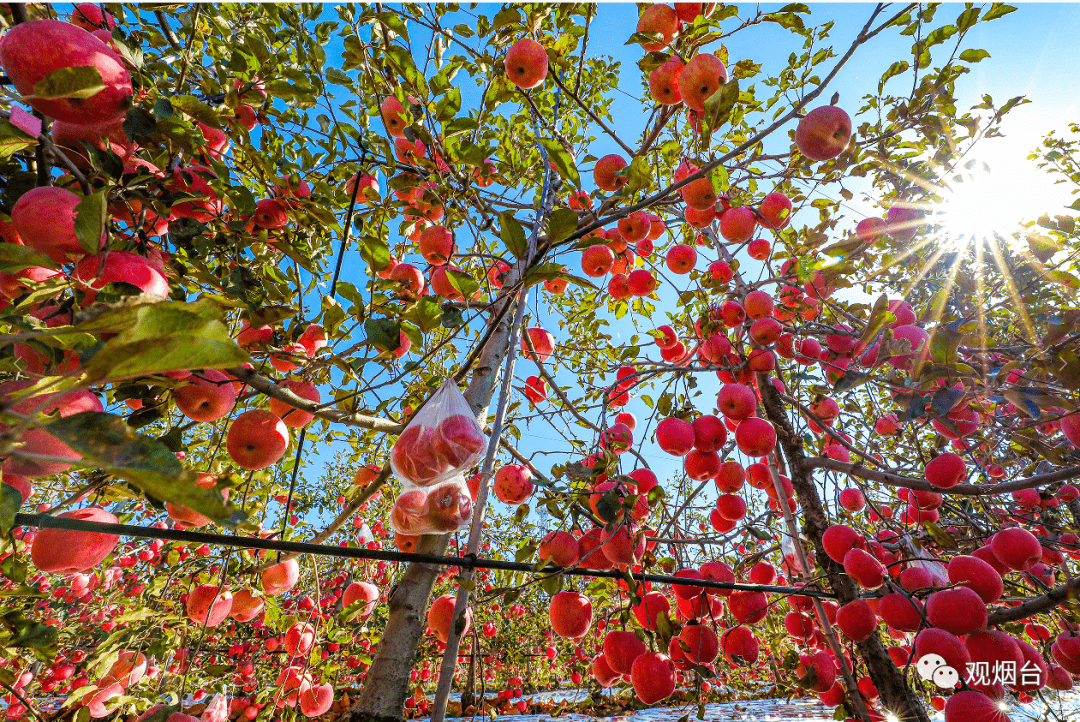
[{"x1": 13, "y1": 513, "x2": 836, "y2": 598}]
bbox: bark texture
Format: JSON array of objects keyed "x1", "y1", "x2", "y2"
[
  {"x1": 757, "y1": 377, "x2": 931, "y2": 722},
  {"x1": 346, "y1": 274, "x2": 521, "y2": 722}
]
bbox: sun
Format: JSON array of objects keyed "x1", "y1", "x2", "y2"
[
  {"x1": 931, "y1": 140, "x2": 1071, "y2": 252},
  {"x1": 933, "y1": 158, "x2": 1026, "y2": 249}
]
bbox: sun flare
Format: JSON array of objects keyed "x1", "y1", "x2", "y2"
[{"x1": 932, "y1": 142, "x2": 1070, "y2": 251}]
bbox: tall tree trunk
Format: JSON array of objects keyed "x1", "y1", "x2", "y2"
[
  {"x1": 346, "y1": 269, "x2": 524, "y2": 722},
  {"x1": 757, "y1": 376, "x2": 931, "y2": 722}
]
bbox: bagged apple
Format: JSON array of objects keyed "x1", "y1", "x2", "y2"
[
  {"x1": 389, "y1": 478, "x2": 473, "y2": 535},
  {"x1": 390, "y1": 381, "x2": 487, "y2": 488}
]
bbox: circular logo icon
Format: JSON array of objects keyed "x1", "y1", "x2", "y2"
[{"x1": 916, "y1": 653, "x2": 947, "y2": 682}]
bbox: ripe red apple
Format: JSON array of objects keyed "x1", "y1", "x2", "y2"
[
  {"x1": 856, "y1": 216, "x2": 887, "y2": 243},
  {"x1": 947, "y1": 555, "x2": 1003, "y2": 604},
  {"x1": 592, "y1": 654, "x2": 621, "y2": 688},
  {"x1": 648, "y1": 59, "x2": 684, "y2": 104},
  {"x1": 418, "y1": 225, "x2": 454, "y2": 265},
  {"x1": 1, "y1": 383, "x2": 103, "y2": 477},
  {"x1": 380, "y1": 96, "x2": 406, "y2": 137},
  {"x1": 795, "y1": 106, "x2": 852, "y2": 161},
  {"x1": 550, "y1": 591, "x2": 592, "y2": 639},
  {"x1": 924, "y1": 452, "x2": 966, "y2": 489},
  {"x1": 186, "y1": 584, "x2": 233, "y2": 627},
  {"x1": 226, "y1": 410, "x2": 289, "y2": 470},
  {"x1": 284, "y1": 621, "x2": 316, "y2": 656},
  {"x1": 677, "y1": 53, "x2": 728, "y2": 112},
  {"x1": 493, "y1": 464, "x2": 533, "y2": 504},
  {"x1": 427, "y1": 593, "x2": 471, "y2": 643},
  {"x1": 665, "y1": 244, "x2": 698, "y2": 274},
  {"x1": 30, "y1": 507, "x2": 119, "y2": 574},
  {"x1": 268, "y1": 379, "x2": 320, "y2": 428},
  {"x1": 504, "y1": 38, "x2": 548, "y2": 89},
  {"x1": 720, "y1": 625, "x2": 760, "y2": 665},
  {"x1": 886, "y1": 206, "x2": 921, "y2": 241},
  {"x1": 0, "y1": 20, "x2": 133, "y2": 124},
  {"x1": 718, "y1": 383, "x2": 756, "y2": 421},
  {"x1": 262, "y1": 558, "x2": 299, "y2": 596},
  {"x1": 299, "y1": 683, "x2": 334, "y2": 717},
  {"x1": 12, "y1": 186, "x2": 105, "y2": 263},
  {"x1": 173, "y1": 369, "x2": 236, "y2": 422},
  {"x1": 342, "y1": 581, "x2": 380, "y2": 620},
  {"x1": 51, "y1": 119, "x2": 134, "y2": 170},
  {"x1": 581, "y1": 244, "x2": 615, "y2": 277},
  {"x1": 593, "y1": 154, "x2": 628, "y2": 192},
  {"x1": 719, "y1": 206, "x2": 756, "y2": 242},
  {"x1": 637, "y1": 4, "x2": 679, "y2": 51},
  {"x1": 521, "y1": 327, "x2": 555, "y2": 362},
  {"x1": 758, "y1": 192, "x2": 792, "y2": 229},
  {"x1": 230, "y1": 589, "x2": 265, "y2": 622},
  {"x1": 836, "y1": 599, "x2": 878, "y2": 642},
  {"x1": 627, "y1": 268, "x2": 657, "y2": 296},
  {"x1": 728, "y1": 590, "x2": 768, "y2": 625},
  {"x1": 990, "y1": 527, "x2": 1042, "y2": 572},
  {"x1": 433, "y1": 413, "x2": 485, "y2": 468},
  {"x1": 656, "y1": 417, "x2": 695, "y2": 456},
  {"x1": 680, "y1": 177, "x2": 716, "y2": 210}
]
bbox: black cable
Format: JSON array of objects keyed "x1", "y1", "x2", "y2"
[{"x1": 15, "y1": 513, "x2": 836, "y2": 598}]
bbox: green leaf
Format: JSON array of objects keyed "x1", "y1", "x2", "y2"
[
  {"x1": 762, "y1": 12, "x2": 804, "y2": 30},
  {"x1": 31, "y1": 66, "x2": 105, "y2": 100},
  {"x1": 1045, "y1": 270, "x2": 1080, "y2": 291},
  {"x1": 124, "y1": 107, "x2": 157, "y2": 144},
  {"x1": 0, "y1": 484, "x2": 21, "y2": 535},
  {"x1": 0, "y1": 551, "x2": 26, "y2": 584},
  {"x1": 365, "y1": 318, "x2": 401, "y2": 353},
  {"x1": 924, "y1": 24, "x2": 957, "y2": 48},
  {"x1": 446, "y1": 269, "x2": 480, "y2": 300},
  {"x1": 406, "y1": 297, "x2": 444, "y2": 333},
  {"x1": 982, "y1": 4, "x2": 1017, "y2": 22},
  {"x1": 538, "y1": 138, "x2": 579, "y2": 187},
  {"x1": 73, "y1": 191, "x2": 108, "y2": 256},
  {"x1": 833, "y1": 368, "x2": 870, "y2": 392},
  {"x1": 956, "y1": 7, "x2": 980, "y2": 32},
  {"x1": 924, "y1": 522, "x2": 958, "y2": 550},
  {"x1": 546, "y1": 209, "x2": 579, "y2": 244},
  {"x1": 857, "y1": 295, "x2": 894, "y2": 346},
  {"x1": 625, "y1": 155, "x2": 653, "y2": 196},
  {"x1": 77, "y1": 299, "x2": 250, "y2": 382},
  {"x1": 0, "y1": 119, "x2": 36, "y2": 160},
  {"x1": 0, "y1": 241, "x2": 57, "y2": 274},
  {"x1": 539, "y1": 574, "x2": 564, "y2": 595},
  {"x1": 710, "y1": 164, "x2": 729, "y2": 195},
  {"x1": 45, "y1": 412, "x2": 247, "y2": 526},
  {"x1": 879, "y1": 60, "x2": 909, "y2": 90},
  {"x1": 928, "y1": 323, "x2": 963, "y2": 364},
  {"x1": 520, "y1": 262, "x2": 566, "y2": 289},
  {"x1": 169, "y1": 94, "x2": 220, "y2": 129},
  {"x1": 702, "y1": 78, "x2": 739, "y2": 131},
  {"x1": 499, "y1": 210, "x2": 529, "y2": 259},
  {"x1": 1, "y1": 610, "x2": 57, "y2": 662},
  {"x1": 435, "y1": 88, "x2": 461, "y2": 122},
  {"x1": 958, "y1": 48, "x2": 990, "y2": 63}
]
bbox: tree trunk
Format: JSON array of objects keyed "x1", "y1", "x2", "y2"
[
  {"x1": 757, "y1": 376, "x2": 931, "y2": 722},
  {"x1": 346, "y1": 270, "x2": 524, "y2": 722}
]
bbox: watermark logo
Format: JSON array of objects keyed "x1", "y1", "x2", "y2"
[
  {"x1": 916, "y1": 654, "x2": 959, "y2": 689},
  {"x1": 915, "y1": 655, "x2": 1042, "y2": 689}
]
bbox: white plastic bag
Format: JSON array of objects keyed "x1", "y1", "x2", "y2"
[
  {"x1": 390, "y1": 382, "x2": 487, "y2": 488},
  {"x1": 390, "y1": 479, "x2": 473, "y2": 535}
]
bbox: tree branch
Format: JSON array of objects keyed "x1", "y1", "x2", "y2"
[{"x1": 812, "y1": 457, "x2": 1080, "y2": 497}]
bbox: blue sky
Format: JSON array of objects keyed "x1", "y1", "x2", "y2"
[
  {"x1": 65, "y1": 2, "x2": 1075, "y2": 535},
  {"x1": 276, "y1": 3, "x2": 1080, "y2": 535}
]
